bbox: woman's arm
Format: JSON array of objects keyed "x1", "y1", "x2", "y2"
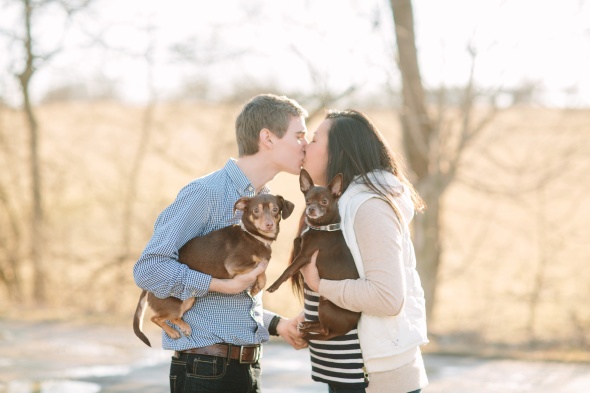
[{"x1": 304, "y1": 197, "x2": 405, "y2": 316}]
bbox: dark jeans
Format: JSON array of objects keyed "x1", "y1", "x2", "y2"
[
  {"x1": 328, "y1": 386, "x2": 421, "y2": 393},
  {"x1": 170, "y1": 352, "x2": 261, "y2": 393}
]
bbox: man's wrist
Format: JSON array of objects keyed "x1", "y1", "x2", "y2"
[
  {"x1": 208, "y1": 278, "x2": 223, "y2": 293},
  {"x1": 208, "y1": 277, "x2": 241, "y2": 294},
  {"x1": 268, "y1": 315, "x2": 281, "y2": 336}
]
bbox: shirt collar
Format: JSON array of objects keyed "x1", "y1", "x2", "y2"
[{"x1": 224, "y1": 158, "x2": 270, "y2": 196}]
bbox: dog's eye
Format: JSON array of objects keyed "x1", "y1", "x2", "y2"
[
  {"x1": 305, "y1": 199, "x2": 310, "y2": 205},
  {"x1": 272, "y1": 207, "x2": 279, "y2": 213},
  {"x1": 321, "y1": 199, "x2": 328, "y2": 205},
  {"x1": 253, "y1": 208, "x2": 260, "y2": 214}
]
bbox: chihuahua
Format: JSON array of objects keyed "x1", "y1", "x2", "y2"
[
  {"x1": 267, "y1": 169, "x2": 360, "y2": 340},
  {"x1": 133, "y1": 193, "x2": 295, "y2": 346}
]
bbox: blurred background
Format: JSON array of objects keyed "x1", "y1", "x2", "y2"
[{"x1": 1, "y1": 0, "x2": 589, "y2": 375}]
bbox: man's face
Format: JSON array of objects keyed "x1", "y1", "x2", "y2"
[{"x1": 270, "y1": 116, "x2": 308, "y2": 175}]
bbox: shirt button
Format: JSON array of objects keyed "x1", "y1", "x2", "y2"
[{"x1": 247, "y1": 186, "x2": 254, "y2": 192}]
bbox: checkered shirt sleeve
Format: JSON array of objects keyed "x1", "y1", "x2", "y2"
[{"x1": 133, "y1": 159, "x2": 277, "y2": 350}]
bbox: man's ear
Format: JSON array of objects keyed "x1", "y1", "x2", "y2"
[{"x1": 259, "y1": 128, "x2": 274, "y2": 150}]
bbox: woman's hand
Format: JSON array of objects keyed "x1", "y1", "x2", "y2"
[
  {"x1": 300, "y1": 250, "x2": 321, "y2": 292},
  {"x1": 208, "y1": 260, "x2": 268, "y2": 294},
  {"x1": 277, "y1": 311, "x2": 308, "y2": 349}
]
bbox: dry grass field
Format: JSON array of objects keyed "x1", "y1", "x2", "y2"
[{"x1": 0, "y1": 102, "x2": 589, "y2": 361}]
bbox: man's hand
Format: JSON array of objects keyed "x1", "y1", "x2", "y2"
[
  {"x1": 277, "y1": 312, "x2": 308, "y2": 349},
  {"x1": 209, "y1": 260, "x2": 268, "y2": 294},
  {"x1": 300, "y1": 250, "x2": 320, "y2": 292}
]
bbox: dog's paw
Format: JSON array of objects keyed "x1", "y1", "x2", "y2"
[
  {"x1": 298, "y1": 321, "x2": 320, "y2": 332},
  {"x1": 167, "y1": 330, "x2": 182, "y2": 340},
  {"x1": 250, "y1": 287, "x2": 261, "y2": 297},
  {"x1": 173, "y1": 319, "x2": 192, "y2": 337}
]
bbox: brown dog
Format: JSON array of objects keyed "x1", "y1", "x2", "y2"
[
  {"x1": 133, "y1": 193, "x2": 295, "y2": 347},
  {"x1": 267, "y1": 169, "x2": 360, "y2": 340}
]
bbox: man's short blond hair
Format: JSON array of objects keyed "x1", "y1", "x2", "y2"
[{"x1": 235, "y1": 94, "x2": 308, "y2": 156}]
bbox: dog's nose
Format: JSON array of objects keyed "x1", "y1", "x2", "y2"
[
  {"x1": 265, "y1": 221, "x2": 274, "y2": 230},
  {"x1": 308, "y1": 207, "x2": 316, "y2": 215}
]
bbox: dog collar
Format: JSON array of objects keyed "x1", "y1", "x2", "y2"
[
  {"x1": 303, "y1": 218, "x2": 341, "y2": 233},
  {"x1": 239, "y1": 221, "x2": 273, "y2": 247}
]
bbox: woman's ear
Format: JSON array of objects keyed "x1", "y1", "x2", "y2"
[{"x1": 259, "y1": 128, "x2": 274, "y2": 150}]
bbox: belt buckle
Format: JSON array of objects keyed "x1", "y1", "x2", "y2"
[{"x1": 239, "y1": 345, "x2": 260, "y2": 364}]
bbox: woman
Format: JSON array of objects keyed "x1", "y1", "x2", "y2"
[{"x1": 297, "y1": 109, "x2": 429, "y2": 393}]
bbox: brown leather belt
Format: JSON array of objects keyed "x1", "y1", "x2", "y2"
[{"x1": 176, "y1": 343, "x2": 261, "y2": 364}]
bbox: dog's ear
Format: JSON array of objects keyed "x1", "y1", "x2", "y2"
[
  {"x1": 299, "y1": 169, "x2": 314, "y2": 193},
  {"x1": 234, "y1": 196, "x2": 251, "y2": 213},
  {"x1": 277, "y1": 195, "x2": 295, "y2": 219},
  {"x1": 327, "y1": 173, "x2": 344, "y2": 198}
]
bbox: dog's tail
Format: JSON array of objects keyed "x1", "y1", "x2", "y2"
[{"x1": 133, "y1": 289, "x2": 151, "y2": 347}]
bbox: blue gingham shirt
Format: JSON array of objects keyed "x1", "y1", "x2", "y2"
[{"x1": 133, "y1": 159, "x2": 277, "y2": 350}]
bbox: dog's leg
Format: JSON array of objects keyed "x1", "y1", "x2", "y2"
[
  {"x1": 151, "y1": 315, "x2": 182, "y2": 339},
  {"x1": 300, "y1": 298, "x2": 361, "y2": 341},
  {"x1": 266, "y1": 238, "x2": 303, "y2": 293},
  {"x1": 169, "y1": 318, "x2": 192, "y2": 337},
  {"x1": 298, "y1": 320, "x2": 322, "y2": 332},
  {"x1": 225, "y1": 255, "x2": 258, "y2": 276},
  {"x1": 225, "y1": 255, "x2": 267, "y2": 296},
  {"x1": 180, "y1": 297, "x2": 196, "y2": 314},
  {"x1": 250, "y1": 271, "x2": 267, "y2": 297},
  {"x1": 299, "y1": 320, "x2": 342, "y2": 341},
  {"x1": 148, "y1": 295, "x2": 194, "y2": 340},
  {"x1": 171, "y1": 297, "x2": 196, "y2": 337},
  {"x1": 267, "y1": 249, "x2": 312, "y2": 292},
  {"x1": 298, "y1": 321, "x2": 335, "y2": 341}
]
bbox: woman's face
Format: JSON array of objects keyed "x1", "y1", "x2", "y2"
[{"x1": 303, "y1": 118, "x2": 331, "y2": 185}]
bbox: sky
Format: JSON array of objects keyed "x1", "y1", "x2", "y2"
[{"x1": 1, "y1": 0, "x2": 589, "y2": 107}]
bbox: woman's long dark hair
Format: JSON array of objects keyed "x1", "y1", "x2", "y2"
[
  {"x1": 325, "y1": 109, "x2": 424, "y2": 210},
  {"x1": 290, "y1": 109, "x2": 425, "y2": 298}
]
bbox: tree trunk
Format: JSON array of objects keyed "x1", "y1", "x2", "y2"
[
  {"x1": 0, "y1": 184, "x2": 24, "y2": 301},
  {"x1": 413, "y1": 179, "x2": 441, "y2": 323},
  {"x1": 390, "y1": 0, "x2": 439, "y2": 321},
  {"x1": 0, "y1": 106, "x2": 24, "y2": 301},
  {"x1": 19, "y1": 0, "x2": 46, "y2": 303}
]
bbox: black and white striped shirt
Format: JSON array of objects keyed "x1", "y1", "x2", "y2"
[{"x1": 304, "y1": 288, "x2": 369, "y2": 389}]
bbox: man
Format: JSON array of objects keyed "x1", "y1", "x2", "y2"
[{"x1": 133, "y1": 94, "x2": 308, "y2": 392}]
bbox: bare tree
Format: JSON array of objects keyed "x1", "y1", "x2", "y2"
[
  {"x1": 5, "y1": 0, "x2": 92, "y2": 302},
  {"x1": 16, "y1": 0, "x2": 47, "y2": 302},
  {"x1": 388, "y1": 0, "x2": 500, "y2": 321},
  {"x1": 0, "y1": 104, "x2": 24, "y2": 301}
]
